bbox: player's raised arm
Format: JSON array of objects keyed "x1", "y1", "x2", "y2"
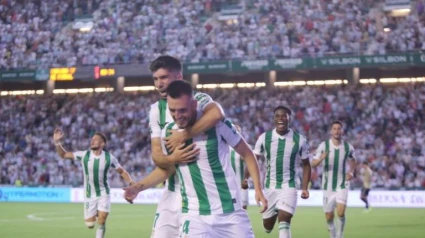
[
  {"x1": 53, "y1": 128, "x2": 75, "y2": 160},
  {"x1": 123, "y1": 166, "x2": 175, "y2": 204},
  {"x1": 311, "y1": 142, "x2": 327, "y2": 168},
  {"x1": 164, "y1": 94, "x2": 225, "y2": 152}
]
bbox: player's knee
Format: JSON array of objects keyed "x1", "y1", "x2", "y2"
[
  {"x1": 263, "y1": 221, "x2": 274, "y2": 231},
  {"x1": 85, "y1": 221, "x2": 95, "y2": 229}
]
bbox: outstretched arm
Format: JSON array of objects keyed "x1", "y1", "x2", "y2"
[
  {"x1": 116, "y1": 167, "x2": 134, "y2": 185},
  {"x1": 53, "y1": 128, "x2": 75, "y2": 160},
  {"x1": 123, "y1": 166, "x2": 175, "y2": 204}
]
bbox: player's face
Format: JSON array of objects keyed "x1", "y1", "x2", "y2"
[
  {"x1": 331, "y1": 123, "x2": 344, "y2": 140},
  {"x1": 152, "y1": 68, "x2": 182, "y2": 99},
  {"x1": 168, "y1": 94, "x2": 197, "y2": 129},
  {"x1": 90, "y1": 135, "x2": 105, "y2": 150},
  {"x1": 274, "y1": 109, "x2": 290, "y2": 134}
]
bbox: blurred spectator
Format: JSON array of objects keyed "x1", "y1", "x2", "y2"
[{"x1": 1, "y1": 83, "x2": 424, "y2": 190}]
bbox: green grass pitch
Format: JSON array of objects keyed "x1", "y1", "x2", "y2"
[{"x1": 0, "y1": 203, "x2": 423, "y2": 238}]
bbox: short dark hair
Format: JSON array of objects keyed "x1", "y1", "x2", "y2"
[
  {"x1": 363, "y1": 161, "x2": 369, "y2": 165},
  {"x1": 167, "y1": 80, "x2": 193, "y2": 99},
  {"x1": 149, "y1": 55, "x2": 182, "y2": 73},
  {"x1": 94, "y1": 132, "x2": 107, "y2": 144},
  {"x1": 274, "y1": 106, "x2": 292, "y2": 116},
  {"x1": 331, "y1": 120, "x2": 344, "y2": 129}
]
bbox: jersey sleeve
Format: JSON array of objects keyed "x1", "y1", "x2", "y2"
[
  {"x1": 253, "y1": 133, "x2": 265, "y2": 156},
  {"x1": 73, "y1": 151, "x2": 87, "y2": 161},
  {"x1": 299, "y1": 137, "x2": 310, "y2": 160},
  {"x1": 110, "y1": 154, "x2": 122, "y2": 169},
  {"x1": 313, "y1": 142, "x2": 325, "y2": 160},
  {"x1": 219, "y1": 119, "x2": 242, "y2": 148},
  {"x1": 194, "y1": 92, "x2": 214, "y2": 112},
  {"x1": 149, "y1": 103, "x2": 161, "y2": 139}
]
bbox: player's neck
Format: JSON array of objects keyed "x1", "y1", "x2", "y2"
[
  {"x1": 331, "y1": 138, "x2": 342, "y2": 146},
  {"x1": 92, "y1": 149, "x2": 102, "y2": 156},
  {"x1": 276, "y1": 128, "x2": 290, "y2": 136}
]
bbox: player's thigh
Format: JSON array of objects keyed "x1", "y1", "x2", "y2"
[
  {"x1": 179, "y1": 214, "x2": 212, "y2": 238},
  {"x1": 97, "y1": 196, "x2": 111, "y2": 213},
  {"x1": 84, "y1": 198, "x2": 98, "y2": 221},
  {"x1": 323, "y1": 191, "x2": 337, "y2": 213},
  {"x1": 275, "y1": 187, "x2": 297, "y2": 215},
  {"x1": 214, "y1": 210, "x2": 254, "y2": 238},
  {"x1": 151, "y1": 191, "x2": 181, "y2": 238},
  {"x1": 262, "y1": 189, "x2": 278, "y2": 219}
]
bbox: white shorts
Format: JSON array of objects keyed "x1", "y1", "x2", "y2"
[
  {"x1": 179, "y1": 209, "x2": 254, "y2": 238},
  {"x1": 323, "y1": 189, "x2": 349, "y2": 213},
  {"x1": 241, "y1": 189, "x2": 249, "y2": 207},
  {"x1": 262, "y1": 186, "x2": 298, "y2": 219},
  {"x1": 151, "y1": 189, "x2": 181, "y2": 238},
  {"x1": 84, "y1": 196, "x2": 110, "y2": 220}
]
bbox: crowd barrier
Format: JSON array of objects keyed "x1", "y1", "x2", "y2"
[{"x1": 1, "y1": 187, "x2": 424, "y2": 208}]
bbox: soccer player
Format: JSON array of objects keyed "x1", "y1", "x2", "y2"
[
  {"x1": 53, "y1": 129, "x2": 133, "y2": 238},
  {"x1": 252, "y1": 106, "x2": 311, "y2": 238},
  {"x1": 125, "y1": 80, "x2": 267, "y2": 237},
  {"x1": 311, "y1": 121, "x2": 356, "y2": 238},
  {"x1": 360, "y1": 161, "x2": 373, "y2": 212},
  {"x1": 143, "y1": 55, "x2": 225, "y2": 238},
  {"x1": 230, "y1": 124, "x2": 249, "y2": 209}
]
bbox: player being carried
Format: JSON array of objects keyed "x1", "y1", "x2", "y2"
[
  {"x1": 125, "y1": 80, "x2": 267, "y2": 237},
  {"x1": 53, "y1": 129, "x2": 133, "y2": 238},
  {"x1": 250, "y1": 106, "x2": 311, "y2": 238},
  {"x1": 311, "y1": 121, "x2": 356, "y2": 238},
  {"x1": 124, "y1": 55, "x2": 225, "y2": 238}
]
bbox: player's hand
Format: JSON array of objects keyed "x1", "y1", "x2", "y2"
[
  {"x1": 319, "y1": 151, "x2": 329, "y2": 161},
  {"x1": 164, "y1": 129, "x2": 188, "y2": 152},
  {"x1": 346, "y1": 172, "x2": 353, "y2": 181},
  {"x1": 241, "y1": 179, "x2": 249, "y2": 189},
  {"x1": 169, "y1": 143, "x2": 200, "y2": 164},
  {"x1": 122, "y1": 185, "x2": 141, "y2": 204},
  {"x1": 255, "y1": 189, "x2": 268, "y2": 213},
  {"x1": 301, "y1": 190, "x2": 309, "y2": 199},
  {"x1": 53, "y1": 128, "x2": 64, "y2": 143}
]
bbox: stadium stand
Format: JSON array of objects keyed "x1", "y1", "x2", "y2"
[{"x1": 1, "y1": 84, "x2": 424, "y2": 190}]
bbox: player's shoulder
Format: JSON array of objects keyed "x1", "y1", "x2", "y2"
[
  {"x1": 193, "y1": 91, "x2": 212, "y2": 101},
  {"x1": 150, "y1": 101, "x2": 159, "y2": 109},
  {"x1": 343, "y1": 140, "x2": 355, "y2": 149}
]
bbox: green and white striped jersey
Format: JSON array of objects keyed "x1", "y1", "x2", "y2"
[
  {"x1": 314, "y1": 140, "x2": 356, "y2": 191},
  {"x1": 149, "y1": 92, "x2": 214, "y2": 192},
  {"x1": 73, "y1": 150, "x2": 121, "y2": 199},
  {"x1": 254, "y1": 129, "x2": 309, "y2": 189},
  {"x1": 230, "y1": 148, "x2": 245, "y2": 189},
  {"x1": 161, "y1": 118, "x2": 243, "y2": 215}
]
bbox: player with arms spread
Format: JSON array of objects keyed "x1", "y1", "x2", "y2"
[
  {"x1": 53, "y1": 129, "x2": 133, "y2": 238},
  {"x1": 124, "y1": 55, "x2": 224, "y2": 238},
  {"x1": 252, "y1": 106, "x2": 311, "y2": 238},
  {"x1": 311, "y1": 121, "x2": 356, "y2": 238}
]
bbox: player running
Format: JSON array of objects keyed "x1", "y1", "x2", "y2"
[
  {"x1": 53, "y1": 129, "x2": 133, "y2": 238},
  {"x1": 311, "y1": 121, "x2": 356, "y2": 238}
]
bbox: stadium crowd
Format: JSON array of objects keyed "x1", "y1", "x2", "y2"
[
  {"x1": 1, "y1": 0, "x2": 425, "y2": 69},
  {"x1": 1, "y1": 83, "x2": 424, "y2": 190}
]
